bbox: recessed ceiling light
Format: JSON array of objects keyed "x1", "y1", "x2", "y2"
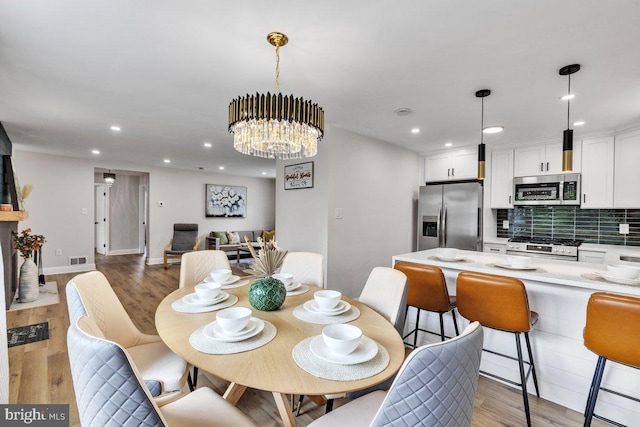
[
  {"x1": 411, "y1": 128, "x2": 420, "y2": 134},
  {"x1": 110, "y1": 125, "x2": 121, "y2": 132},
  {"x1": 394, "y1": 108, "x2": 413, "y2": 116},
  {"x1": 203, "y1": 142, "x2": 212, "y2": 148},
  {"x1": 560, "y1": 94, "x2": 575, "y2": 101},
  {"x1": 92, "y1": 149, "x2": 100, "y2": 155},
  {"x1": 163, "y1": 159, "x2": 170, "y2": 163},
  {"x1": 445, "y1": 142, "x2": 453, "y2": 147},
  {"x1": 573, "y1": 121, "x2": 585, "y2": 126},
  {"x1": 219, "y1": 166, "x2": 225, "y2": 170},
  {"x1": 483, "y1": 126, "x2": 504, "y2": 134},
  {"x1": 262, "y1": 171, "x2": 267, "y2": 175}
]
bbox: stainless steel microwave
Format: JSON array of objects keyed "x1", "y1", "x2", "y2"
[{"x1": 513, "y1": 173, "x2": 581, "y2": 206}]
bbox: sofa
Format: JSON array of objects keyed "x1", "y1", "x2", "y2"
[{"x1": 207, "y1": 230, "x2": 275, "y2": 260}]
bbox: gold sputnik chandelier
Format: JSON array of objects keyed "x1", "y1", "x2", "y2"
[{"x1": 228, "y1": 32, "x2": 324, "y2": 159}]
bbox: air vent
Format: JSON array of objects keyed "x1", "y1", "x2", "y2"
[{"x1": 69, "y1": 256, "x2": 87, "y2": 266}]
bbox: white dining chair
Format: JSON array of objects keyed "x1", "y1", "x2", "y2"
[
  {"x1": 279, "y1": 252, "x2": 324, "y2": 287},
  {"x1": 179, "y1": 249, "x2": 231, "y2": 289},
  {"x1": 308, "y1": 322, "x2": 483, "y2": 427},
  {"x1": 66, "y1": 271, "x2": 189, "y2": 403},
  {"x1": 68, "y1": 315, "x2": 258, "y2": 427}
]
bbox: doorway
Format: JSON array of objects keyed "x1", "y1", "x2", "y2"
[{"x1": 94, "y1": 184, "x2": 108, "y2": 255}]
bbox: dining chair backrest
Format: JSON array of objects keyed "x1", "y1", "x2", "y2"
[
  {"x1": 370, "y1": 321, "x2": 483, "y2": 427},
  {"x1": 68, "y1": 315, "x2": 165, "y2": 427},
  {"x1": 279, "y1": 252, "x2": 324, "y2": 287},
  {"x1": 67, "y1": 270, "x2": 147, "y2": 349},
  {"x1": 358, "y1": 266, "x2": 408, "y2": 335},
  {"x1": 179, "y1": 250, "x2": 231, "y2": 288}
]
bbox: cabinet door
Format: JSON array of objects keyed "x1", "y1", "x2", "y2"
[
  {"x1": 425, "y1": 153, "x2": 452, "y2": 182},
  {"x1": 451, "y1": 151, "x2": 477, "y2": 179},
  {"x1": 614, "y1": 131, "x2": 640, "y2": 208},
  {"x1": 514, "y1": 145, "x2": 545, "y2": 176},
  {"x1": 490, "y1": 149, "x2": 514, "y2": 208},
  {"x1": 581, "y1": 137, "x2": 614, "y2": 208},
  {"x1": 544, "y1": 143, "x2": 563, "y2": 174}
]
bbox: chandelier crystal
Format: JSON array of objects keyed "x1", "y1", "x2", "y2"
[{"x1": 228, "y1": 32, "x2": 324, "y2": 159}]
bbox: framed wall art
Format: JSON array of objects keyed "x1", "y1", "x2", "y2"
[
  {"x1": 284, "y1": 162, "x2": 314, "y2": 190},
  {"x1": 205, "y1": 184, "x2": 247, "y2": 217}
]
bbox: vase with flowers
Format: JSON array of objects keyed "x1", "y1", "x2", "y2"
[
  {"x1": 244, "y1": 236, "x2": 288, "y2": 311},
  {"x1": 12, "y1": 228, "x2": 46, "y2": 303}
]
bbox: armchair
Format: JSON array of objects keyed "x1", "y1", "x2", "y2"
[{"x1": 164, "y1": 223, "x2": 200, "y2": 268}]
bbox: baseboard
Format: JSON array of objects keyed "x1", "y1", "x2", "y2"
[
  {"x1": 42, "y1": 263, "x2": 97, "y2": 275},
  {"x1": 108, "y1": 249, "x2": 143, "y2": 256},
  {"x1": 147, "y1": 257, "x2": 180, "y2": 266}
]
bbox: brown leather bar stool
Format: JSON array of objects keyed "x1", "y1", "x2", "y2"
[
  {"x1": 394, "y1": 262, "x2": 459, "y2": 347},
  {"x1": 456, "y1": 271, "x2": 540, "y2": 427},
  {"x1": 583, "y1": 292, "x2": 640, "y2": 427}
]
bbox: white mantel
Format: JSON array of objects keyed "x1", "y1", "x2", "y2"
[{"x1": 392, "y1": 249, "x2": 640, "y2": 425}]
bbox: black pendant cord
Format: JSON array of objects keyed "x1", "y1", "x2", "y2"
[
  {"x1": 481, "y1": 97, "x2": 485, "y2": 144},
  {"x1": 567, "y1": 74, "x2": 571, "y2": 129}
]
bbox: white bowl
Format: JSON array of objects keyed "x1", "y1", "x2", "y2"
[
  {"x1": 506, "y1": 255, "x2": 531, "y2": 268},
  {"x1": 606, "y1": 264, "x2": 640, "y2": 280},
  {"x1": 314, "y1": 290, "x2": 342, "y2": 310},
  {"x1": 194, "y1": 281, "x2": 222, "y2": 300},
  {"x1": 322, "y1": 324, "x2": 362, "y2": 355},
  {"x1": 216, "y1": 307, "x2": 252, "y2": 333},
  {"x1": 210, "y1": 269, "x2": 232, "y2": 283},
  {"x1": 272, "y1": 273, "x2": 293, "y2": 288},
  {"x1": 438, "y1": 248, "x2": 458, "y2": 259}
]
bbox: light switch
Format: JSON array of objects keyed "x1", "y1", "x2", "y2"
[
  {"x1": 620, "y1": 223, "x2": 630, "y2": 234},
  {"x1": 335, "y1": 208, "x2": 343, "y2": 219},
  {"x1": 502, "y1": 220, "x2": 510, "y2": 229}
]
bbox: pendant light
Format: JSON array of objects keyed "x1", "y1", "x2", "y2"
[
  {"x1": 103, "y1": 171, "x2": 116, "y2": 186},
  {"x1": 559, "y1": 64, "x2": 580, "y2": 172},
  {"x1": 475, "y1": 89, "x2": 491, "y2": 180}
]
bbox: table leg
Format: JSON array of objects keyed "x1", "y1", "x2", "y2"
[
  {"x1": 272, "y1": 392, "x2": 298, "y2": 427},
  {"x1": 237, "y1": 247, "x2": 241, "y2": 263},
  {"x1": 222, "y1": 382, "x2": 247, "y2": 406}
]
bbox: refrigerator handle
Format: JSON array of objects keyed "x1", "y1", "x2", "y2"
[
  {"x1": 443, "y1": 205, "x2": 448, "y2": 247},
  {"x1": 437, "y1": 205, "x2": 443, "y2": 247}
]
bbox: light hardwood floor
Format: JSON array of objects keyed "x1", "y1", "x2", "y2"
[{"x1": 8, "y1": 253, "x2": 608, "y2": 426}]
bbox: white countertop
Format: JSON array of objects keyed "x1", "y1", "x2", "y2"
[{"x1": 393, "y1": 249, "x2": 640, "y2": 296}]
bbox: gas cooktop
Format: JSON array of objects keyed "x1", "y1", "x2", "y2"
[{"x1": 508, "y1": 237, "x2": 583, "y2": 247}]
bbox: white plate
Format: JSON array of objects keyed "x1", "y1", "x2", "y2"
[
  {"x1": 205, "y1": 275, "x2": 241, "y2": 285},
  {"x1": 435, "y1": 255, "x2": 466, "y2": 262},
  {"x1": 303, "y1": 300, "x2": 351, "y2": 316},
  {"x1": 182, "y1": 292, "x2": 229, "y2": 306},
  {"x1": 494, "y1": 263, "x2": 537, "y2": 271},
  {"x1": 593, "y1": 272, "x2": 640, "y2": 286},
  {"x1": 309, "y1": 335, "x2": 378, "y2": 365},
  {"x1": 203, "y1": 318, "x2": 265, "y2": 342},
  {"x1": 286, "y1": 282, "x2": 302, "y2": 291}
]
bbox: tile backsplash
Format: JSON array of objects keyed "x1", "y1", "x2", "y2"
[{"x1": 496, "y1": 207, "x2": 640, "y2": 246}]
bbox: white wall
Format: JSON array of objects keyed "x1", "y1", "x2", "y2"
[
  {"x1": 13, "y1": 150, "x2": 276, "y2": 272},
  {"x1": 109, "y1": 174, "x2": 141, "y2": 253},
  {"x1": 276, "y1": 126, "x2": 420, "y2": 297}
]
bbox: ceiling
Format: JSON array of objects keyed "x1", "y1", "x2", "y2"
[{"x1": 1, "y1": 1, "x2": 639, "y2": 178}]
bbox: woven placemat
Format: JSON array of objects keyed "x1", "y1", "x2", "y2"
[
  {"x1": 172, "y1": 294, "x2": 239, "y2": 314},
  {"x1": 286, "y1": 284, "x2": 310, "y2": 296},
  {"x1": 293, "y1": 304, "x2": 360, "y2": 325},
  {"x1": 222, "y1": 278, "x2": 251, "y2": 289},
  {"x1": 189, "y1": 320, "x2": 277, "y2": 354},
  {"x1": 292, "y1": 336, "x2": 389, "y2": 381}
]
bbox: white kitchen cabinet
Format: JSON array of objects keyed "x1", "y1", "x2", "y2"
[
  {"x1": 490, "y1": 148, "x2": 514, "y2": 208},
  {"x1": 578, "y1": 249, "x2": 606, "y2": 264},
  {"x1": 424, "y1": 149, "x2": 477, "y2": 182},
  {"x1": 614, "y1": 130, "x2": 640, "y2": 208},
  {"x1": 581, "y1": 136, "x2": 614, "y2": 208},
  {"x1": 513, "y1": 142, "x2": 563, "y2": 176}
]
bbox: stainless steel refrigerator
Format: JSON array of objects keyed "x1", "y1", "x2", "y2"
[{"x1": 418, "y1": 180, "x2": 483, "y2": 251}]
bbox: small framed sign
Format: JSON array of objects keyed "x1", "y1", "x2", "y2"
[{"x1": 284, "y1": 162, "x2": 314, "y2": 190}]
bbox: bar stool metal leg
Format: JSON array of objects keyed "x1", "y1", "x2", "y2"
[
  {"x1": 438, "y1": 313, "x2": 445, "y2": 341},
  {"x1": 452, "y1": 310, "x2": 459, "y2": 336},
  {"x1": 515, "y1": 333, "x2": 532, "y2": 427},
  {"x1": 524, "y1": 332, "x2": 539, "y2": 397},
  {"x1": 584, "y1": 356, "x2": 607, "y2": 427}
]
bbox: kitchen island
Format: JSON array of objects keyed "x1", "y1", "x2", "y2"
[{"x1": 393, "y1": 249, "x2": 640, "y2": 425}]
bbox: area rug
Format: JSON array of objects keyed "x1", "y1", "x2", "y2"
[
  {"x1": 7, "y1": 322, "x2": 49, "y2": 347},
  {"x1": 9, "y1": 282, "x2": 59, "y2": 312}
]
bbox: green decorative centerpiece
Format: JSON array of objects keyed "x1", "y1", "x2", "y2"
[
  {"x1": 244, "y1": 235, "x2": 288, "y2": 311},
  {"x1": 248, "y1": 277, "x2": 286, "y2": 311}
]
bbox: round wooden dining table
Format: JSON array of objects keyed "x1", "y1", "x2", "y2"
[{"x1": 155, "y1": 282, "x2": 406, "y2": 427}]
